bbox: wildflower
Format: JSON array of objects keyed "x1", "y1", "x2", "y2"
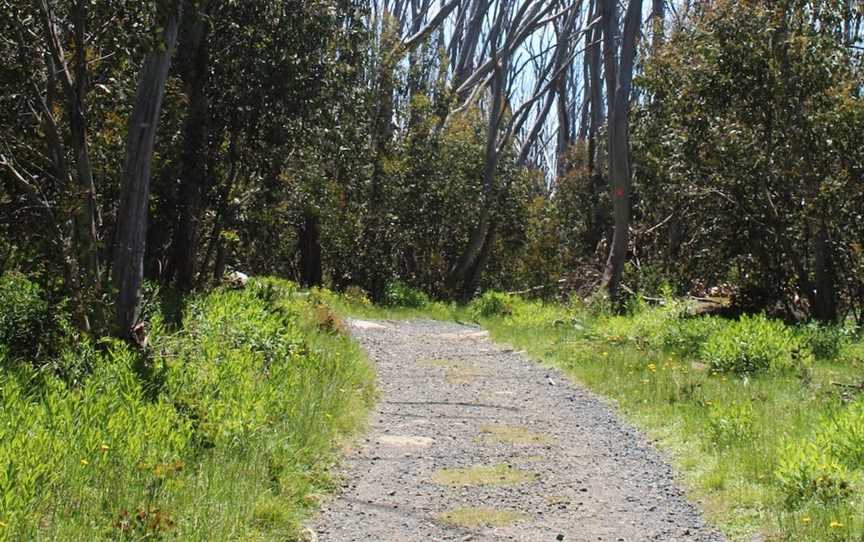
[
  {"x1": 80, "y1": 459, "x2": 89, "y2": 466},
  {"x1": 704, "y1": 400, "x2": 713, "y2": 406},
  {"x1": 100, "y1": 443, "x2": 110, "y2": 452},
  {"x1": 830, "y1": 521, "x2": 843, "y2": 529},
  {"x1": 647, "y1": 363, "x2": 657, "y2": 372},
  {"x1": 0, "y1": 520, "x2": 7, "y2": 528},
  {"x1": 801, "y1": 517, "x2": 811, "y2": 524}
]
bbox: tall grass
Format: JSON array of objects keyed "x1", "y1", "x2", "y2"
[{"x1": 0, "y1": 277, "x2": 374, "y2": 541}]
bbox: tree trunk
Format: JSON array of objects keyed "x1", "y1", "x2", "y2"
[
  {"x1": 113, "y1": 8, "x2": 181, "y2": 339},
  {"x1": 299, "y1": 213, "x2": 323, "y2": 287},
  {"x1": 812, "y1": 220, "x2": 838, "y2": 322},
  {"x1": 70, "y1": 0, "x2": 100, "y2": 290},
  {"x1": 600, "y1": 0, "x2": 643, "y2": 304},
  {"x1": 447, "y1": 58, "x2": 504, "y2": 297},
  {"x1": 167, "y1": 3, "x2": 210, "y2": 291}
]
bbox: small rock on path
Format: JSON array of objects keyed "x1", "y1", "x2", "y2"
[{"x1": 313, "y1": 319, "x2": 725, "y2": 542}]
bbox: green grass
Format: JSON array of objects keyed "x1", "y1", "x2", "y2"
[
  {"x1": 328, "y1": 289, "x2": 864, "y2": 542},
  {"x1": 475, "y1": 299, "x2": 864, "y2": 542},
  {"x1": 0, "y1": 277, "x2": 375, "y2": 541}
]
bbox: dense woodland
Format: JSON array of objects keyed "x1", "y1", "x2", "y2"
[{"x1": 1, "y1": 0, "x2": 863, "y2": 339}]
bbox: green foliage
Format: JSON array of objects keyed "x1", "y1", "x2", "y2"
[
  {"x1": 797, "y1": 322, "x2": 851, "y2": 361},
  {"x1": 0, "y1": 272, "x2": 50, "y2": 358},
  {"x1": 777, "y1": 401, "x2": 864, "y2": 508},
  {"x1": 706, "y1": 402, "x2": 755, "y2": 449},
  {"x1": 383, "y1": 281, "x2": 430, "y2": 308},
  {"x1": 776, "y1": 444, "x2": 854, "y2": 507},
  {"x1": 633, "y1": 0, "x2": 864, "y2": 319},
  {"x1": 469, "y1": 291, "x2": 517, "y2": 318},
  {"x1": 0, "y1": 277, "x2": 373, "y2": 539},
  {"x1": 701, "y1": 314, "x2": 811, "y2": 374}
]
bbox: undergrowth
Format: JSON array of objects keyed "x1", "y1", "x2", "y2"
[{"x1": 0, "y1": 276, "x2": 374, "y2": 541}]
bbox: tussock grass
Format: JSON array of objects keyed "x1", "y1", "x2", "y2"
[{"x1": 0, "y1": 277, "x2": 375, "y2": 541}]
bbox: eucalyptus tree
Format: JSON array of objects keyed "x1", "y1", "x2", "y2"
[
  {"x1": 113, "y1": 1, "x2": 182, "y2": 338},
  {"x1": 598, "y1": 0, "x2": 643, "y2": 304}
]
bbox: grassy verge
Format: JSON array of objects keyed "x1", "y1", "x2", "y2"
[
  {"x1": 475, "y1": 297, "x2": 864, "y2": 542},
  {"x1": 0, "y1": 277, "x2": 374, "y2": 541},
  {"x1": 328, "y1": 286, "x2": 863, "y2": 542}
]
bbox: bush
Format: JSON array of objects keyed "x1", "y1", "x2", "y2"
[
  {"x1": 776, "y1": 443, "x2": 854, "y2": 507},
  {"x1": 342, "y1": 285, "x2": 371, "y2": 306},
  {"x1": 797, "y1": 322, "x2": 850, "y2": 361},
  {"x1": 382, "y1": 281, "x2": 429, "y2": 308},
  {"x1": 663, "y1": 315, "x2": 729, "y2": 356},
  {"x1": 701, "y1": 314, "x2": 811, "y2": 374},
  {"x1": 705, "y1": 402, "x2": 755, "y2": 449},
  {"x1": 0, "y1": 272, "x2": 54, "y2": 360},
  {"x1": 469, "y1": 291, "x2": 516, "y2": 318},
  {"x1": 776, "y1": 400, "x2": 864, "y2": 507}
]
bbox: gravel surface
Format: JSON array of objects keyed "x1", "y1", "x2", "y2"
[{"x1": 312, "y1": 319, "x2": 725, "y2": 542}]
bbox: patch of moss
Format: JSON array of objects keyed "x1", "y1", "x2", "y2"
[
  {"x1": 479, "y1": 424, "x2": 551, "y2": 445},
  {"x1": 431, "y1": 463, "x2": 534, "y2": 486},
  {"x1": 438, "y1": 506, "x2": 526, "y2": 528},
  {"x1": 418, "y1": 358, "x2": 485, "y2": 384}
]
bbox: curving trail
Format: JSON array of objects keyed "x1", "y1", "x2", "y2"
[{"x1": 312, "y1": 319, "x2": 724, "y2": 542}]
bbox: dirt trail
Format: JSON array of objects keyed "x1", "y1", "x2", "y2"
[{"x1": 312, "y1": 319, "x2": 724, "y2": 542}]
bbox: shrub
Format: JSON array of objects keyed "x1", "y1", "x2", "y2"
[
  {"x1": 0, "y1": 272, "x2": 57, "y2": 361},
  {"x1": 469, "y1": 291, "x2": 516, "y2": 318},
  {"x1": 701, "y1": 314, "x2": 811, "y2": 374},
  {"x1": 382, "y1": 281, "x2": 429, "y2": 308},
  {"x1": 776, "y1": 400, "x2": 864, "y2": 507},
  {"x1": 797, "y1": 322, "x2": 850, "y2": 361},
  {"x1": 776, "y1": 443, "x2": 855, "y2": 507},
  {"x1": 659, "y1": 315, "x2": 727, "y2": 355},
  {"x1": 705, "y1": 402, "x2": 755, "y2": 449},
  {"x1": 342, "y1": 285, "x2": 371, "y2": 305},
  {"x1": 312, "y1": 303, "x2": 346, "y2": 334}
]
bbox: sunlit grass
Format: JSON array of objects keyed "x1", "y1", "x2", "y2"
[
  {"x1": 0, "y1": 278, "x2": 375, "y2": 541},
  {"x1": 476, "y1": 299, "x2": 864, "y2": 542}
]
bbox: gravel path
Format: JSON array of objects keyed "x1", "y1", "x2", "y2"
[{"x1": 312, "y1": 319, "x2": 725, "y2": 542}]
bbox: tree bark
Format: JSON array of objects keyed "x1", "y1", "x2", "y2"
[
  {"x1": 600, "y1": 0, "x2": 643, "y2": 304},
  {"x1": 299, "y1": 213, "x2": 323, "y2": 287},
  {"x1": 37, "y1": 0, "x2": 100, "y2": 327},
  {"x1": 167, "y1": 2, "x2": 210, "y2": 291},
  {"x1": 447, "y1": 56, "x2": 505, "y2": 298},
  {"x1": 113, "y1": 8, "x2": 181, "y2": 338},
  {"x1": 812, "y1": 220, "x2": 838, "y2": 322}
]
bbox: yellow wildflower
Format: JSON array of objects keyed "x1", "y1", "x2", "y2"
[
  {"x1": 704, "y1": 400, "x2": 713, "y2": 406},
  {"x1": 100, "y1": 443, "x2": 110, "y2": 452},
  {"x1": 0, "y1": 520, "x2": 7, "y2": 528},
  {"x1": 647, "y1": 363, "x2": 657, "y2": 372},
  {"x1": 830, "y1": 521, "x2": 843, "y2": 529},
  {"x1": 801, "y1": 517, "x2": 811, "y2": 524},
  {"x1": 80, "y1": 459, "x2": 89, "y2": 466}
]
